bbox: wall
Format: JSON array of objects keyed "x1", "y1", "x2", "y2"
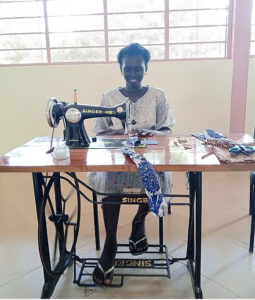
[
  {"x1": 0, "y1": 58, "x2": 247, "y2": 155},
  {"x1": 246, "y1": 59, "x2": 255, "y2": 137}
]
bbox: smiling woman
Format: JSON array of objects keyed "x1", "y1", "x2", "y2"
[{"x1": 87, "y1": 42, "x2": 175, "y2": 286}]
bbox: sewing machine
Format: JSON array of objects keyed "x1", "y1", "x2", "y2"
[{"x1": 46, "y1": 97, "x2": 133, "y2": 148}]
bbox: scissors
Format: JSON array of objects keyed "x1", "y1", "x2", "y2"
[{"x1": 229, "y1": 144, "x2": 255, "y2": 156}]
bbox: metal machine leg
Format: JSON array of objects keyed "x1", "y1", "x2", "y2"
[
  {"x1": 187, "y1": 172, "x2": 203, "y2": 299},
  {"x1": 33, "y1": 173, "x2": 60, "y2": 298},
  {"x1": 250, "y1": 184, "x2": 255, "y2": 253},
  {"x1": 92, "y1": 192, "x2": 100, "y2": 250},
  {"x1": 159, "y1": 217, "x2": 164, "y2": 253},
  {"x1": 33, "y1": 172, "x2": 81, "y2": 299}
]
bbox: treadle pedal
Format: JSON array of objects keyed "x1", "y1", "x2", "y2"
[
  {"x1": 74, "y1": 258, "x2": 124, "y2": 287},
  {"x1": 74, "y1": 244, "x2": 171, "y2": 288}
]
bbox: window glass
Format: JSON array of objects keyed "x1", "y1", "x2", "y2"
[
  {"x1": 108, "y1": 13, "x2": 164, "y2": 29},
  {"x1": 169, "y1": 26, "x2": 226, "y2": 43},
  {"x1": 169, "y1": 43, "x2": 225, "y2": 59},
  {"x1": 107, "y1": 0, "x2": 164, "y2": 13},
  {"x1": 0, "y1": 49, "x2": 47, "y2": 64},
  {"x1": 0, "y1": 34, "x2": 46, "y2": 49},
  {"x1": 109, "y1": 44, "x2": 164, "y2": 62},
  {"x1": 0, "y1": 1, "x2": 44, "y2": 18},
  {"x1": 50, "y1": 32, "x2": 105, "y2": 47},
  {"x1": 108, "y1": 29, "x2": 164, "y2": 45},
  {"x1": 0, "y1": 0, "x2": 232, "y2": 65},
  {"x1": 251, "y1": 42, "x2": 255, "y2": 56},
  {"x1": 51, "y1": 47, "x2": 105, "y2": 62},
  {"x1": 169, "y1": 9, "x2": 228, "y2": 27},
  {"x1": 0, "y1": 18, "x2": 45, "y2": 34},
  {"x1": 169, "y1": 0, "x2": 229, "y2": 10},
  {"x1": 48, "y1": 15, "x2": 104, "y2": 32},
  {"x1": 46, "y1": 0, "x2": 103, "y2": 15}
]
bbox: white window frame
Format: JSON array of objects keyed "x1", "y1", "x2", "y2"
[{"x1": 0, "y1": 0, "x2": 235, "y2": 66}]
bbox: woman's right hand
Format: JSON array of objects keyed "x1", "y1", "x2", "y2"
[
  {"x1": 130, "y1": 129, "x2": 154, "y2": 137},
  {"x1": 97, "y1": 129, "x2": 125, "y2": 136}
]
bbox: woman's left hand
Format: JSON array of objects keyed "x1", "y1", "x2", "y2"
[{"x1": 131, "y1": 129, "x2": 155, "y2": 137}]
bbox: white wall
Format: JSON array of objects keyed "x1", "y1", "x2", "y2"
[
  {"x1": 246, "y1": 59, "x2": 255, "y2": 137},
  {"x1": 0, "y1": 58, "x2": 253, "y2": 156}
]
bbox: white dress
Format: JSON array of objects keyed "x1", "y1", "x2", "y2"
[{"x1": 87, "y1": 86, "x2": 175, "y2": 197}]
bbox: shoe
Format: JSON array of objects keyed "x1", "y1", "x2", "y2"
[
  {"x1": 129, "y1": 236, "x2": 148, "y2": 256},
  {"x1": 92, "y1": 262, "x2": 115, "y2": 286}
]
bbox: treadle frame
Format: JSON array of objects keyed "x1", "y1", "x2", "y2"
[
  {"x1": 33, "y1": 171, "x2": 203, "y2": 298},
  {"x1": 73, "y1": 244, "x2": 171, "y2": 287}
]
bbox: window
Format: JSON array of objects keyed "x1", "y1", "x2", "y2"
[
  {"x1": 0, "y1": 0, "x2": 232, "y2": 66},
  {"x1": 251, "y1": 0, "x2": 255, "y2": 56},
  {"x1": 168, "y1": 0, "x2": 230, "y2": 59}
]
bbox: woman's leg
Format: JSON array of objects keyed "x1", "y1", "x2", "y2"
[
  {"x1": 92, "y1": 195, "x2": 121, "y2": 286},
  {"x1": 129, "y1": 202, "x2": 150, "y2": 253}
]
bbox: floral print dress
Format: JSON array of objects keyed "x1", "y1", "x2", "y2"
[{"x1": 87, "y1": 86, "x2": 175, "y2": 198}]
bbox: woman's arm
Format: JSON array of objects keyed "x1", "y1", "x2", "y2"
[
  {"x1": 96, "y1": 128, "x2": 125, "y2": 136},
  {"x1": 93, "y1": 93, "x2": 125, "y2": 136}
]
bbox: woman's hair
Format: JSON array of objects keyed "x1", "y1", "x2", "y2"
[{"x1": 117, "y1": 43, "x2": 151, "y2": 67}]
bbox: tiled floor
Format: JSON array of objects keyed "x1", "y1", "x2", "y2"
[{"x1": 0, "y1": 171, "x2": 255, "y2": 298}]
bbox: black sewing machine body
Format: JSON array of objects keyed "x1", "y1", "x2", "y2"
[{"x1": 46, "y1": 98, "x2": 127, "y2": 148}]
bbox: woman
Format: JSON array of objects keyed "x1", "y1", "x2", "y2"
[{"x1": 88, "y1": 43, "x2": 175, "y2": 286}]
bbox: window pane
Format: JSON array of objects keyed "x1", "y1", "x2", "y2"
[
  {"x1": 0, "y1": 49, "x2": 47, "y2": 64},
  {"x1": 0, "y1": 18, "x2": 45, "y2": 34},
  {"x1": 109, "y1": 44, "x2": 164, "y2": 61},
  {"x1": 169, "y1": 0, "x2": 229, "y2": 10},
  {"x1": 169, "y1": 43, "x2": 225, "y2": 59},
  {"x1": 48, "y1": 15, "x2": 104, "y2": 32},
  {"x1": 252, "y1": 5, "x2": 255, "y2": 24},
  {"x1": 108, "y1": 29, "x2": 164, "y2": 45},
  {"x1": 251, "y1": 25, "x2": 255, "y2": 40},
  {"x1": 251, "y1": 42, "x2": 255, "y2": 56},
  {"x1": 0, "y1": 34, "x2": 46, "y2": 49},
  {"x1": 51, "y1": 47, "x2": 105, "y2": 62},
  {"x1": 109, "y1": 47, "x2": 121, "y2": 61},
  {"x1": 169, "y1": 26, "x2": 226, "y2": 43},
  {"x1": 47, "y1": 0, "x2": 103, "y2": 16},
  {"x1": 108, "y1": 13, "x2": 164, "y2": 29},
  {"x1": 146, "y1": 45, "x2": 165, "y2": 59},
  {"x1": 169, "y1": 9, "x2": 228, "y2": 27},
  {"x1": 108, "y1": 0, "x2": 164, "y2": 13},
  {"x1": 50, "y1": 32, "x2": 105, "y2": 47},
  {"x1": 0, "y1": 1, "x2": 44, "y2": 18}
]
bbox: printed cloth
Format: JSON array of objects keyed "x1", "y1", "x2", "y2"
[{"x1": 122, "y1": 137, "x2": 167, "y2": 217}]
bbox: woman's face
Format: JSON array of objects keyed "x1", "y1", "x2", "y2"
[{"x1": 121, "y1": 55, "x2": 147, "y2": 90}]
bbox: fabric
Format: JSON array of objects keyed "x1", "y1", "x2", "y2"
[
  {"x1": 87, "y1": 86, "x2": 175, "y2": 203},
  {"x1": 122, "y1": 137, "x2": 167, "y2": 217},
  {"x1": 212, "y1": 147, "x2": 255, "y2": 163}
]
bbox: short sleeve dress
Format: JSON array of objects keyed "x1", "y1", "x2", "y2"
[{"x1": 87, "y1": 86, "x2": 175, "y2": 197}]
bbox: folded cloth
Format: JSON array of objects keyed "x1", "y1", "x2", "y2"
[
  {"x1": 213, "y1": 147, "x2": 255, "y2": 163},
  {"x1": 122, "y1": 137, "x2": 167, "y2": 217}
]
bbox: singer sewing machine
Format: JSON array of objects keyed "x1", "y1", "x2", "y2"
[{"x1": 46, "y1": 97, "x2": 134, "y2": 148}]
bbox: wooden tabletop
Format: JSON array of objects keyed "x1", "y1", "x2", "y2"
[{"x1": 0, "y1": 135, "x2": 255, "y2": 173}]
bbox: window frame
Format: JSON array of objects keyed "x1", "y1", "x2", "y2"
[{"x1": 0, "y1": 0, "x2": 235, "y2": 66}]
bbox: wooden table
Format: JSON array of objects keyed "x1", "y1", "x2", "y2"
[{"x1": 0, "y1": 134, "x2": 255, "y2": 299}]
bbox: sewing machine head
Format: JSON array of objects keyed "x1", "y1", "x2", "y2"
[{"x1": 46, "y1": 97, "x2": 130, "y2": 148}]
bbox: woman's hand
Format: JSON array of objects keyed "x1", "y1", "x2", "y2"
[
  {"x1": 131, "y1": 129, "x2": 155, "y2": 137},
  {"x1": 97, "y1": 129, "x2": 125, "y2": 136},
  {"x1": 130, "y1": 128, "x2": 171, "y2": 137}
]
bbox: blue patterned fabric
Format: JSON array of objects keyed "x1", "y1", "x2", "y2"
[{"x1": 122, "y1": 137, "x2": 167, "y2": 217}]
